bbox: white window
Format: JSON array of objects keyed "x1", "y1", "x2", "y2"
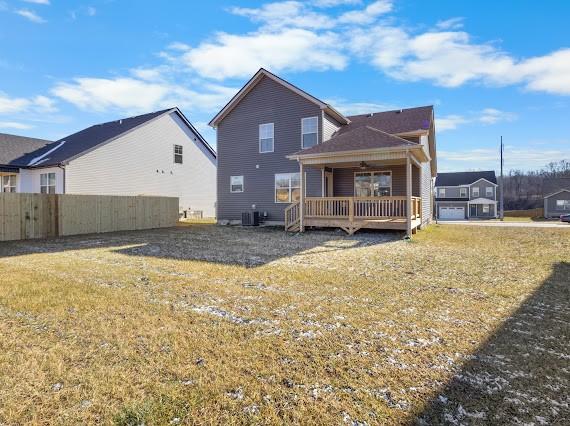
[
  {"x1": 355, "y1": 171, "x2": 391, "y2": 197},
  {"x1": 472, "y1": 187, "x2": 479, "y2": 197},
  {"x1": 275, "y1": 173, "x2": 300, "y2": 203},
  {"x1": 1, "y1": 175, "x2": 16, "y2": 193},
  {"x1": 439, "y1": 188, "x2": 446, "y2": 198},
  {"x1": 174, "y1": 145, "x2": 183, "y2": 164},
  {"x1": 486, "y1": 186, "x2": 493, "y2": 197},
  {"x1": 40, "y1": 172, "x2": 56, "y2": 194},
  {"x1": 230, "y1": 176, "x2": 244, "y2": 193},
  {"x1": 556, "y1": 200, "x2": 570, "y2": 210},
  {"x1": 482, "y1": 205, "x2": 490, "y2": 213},
  {"x1": 259, "y1": 123, "x2": 274, "y2": 153},
  {"x1": 301, "y1": 117, "x2": 318, "y2": 149},
  {"x1": 459, "y1": 187, "x2": 467, "y2": 197}
]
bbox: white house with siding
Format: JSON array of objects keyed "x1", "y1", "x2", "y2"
[{"x1": 0, "y1": 108, "x2": 217, "y2": 217}]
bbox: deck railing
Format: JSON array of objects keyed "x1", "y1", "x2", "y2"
[{"x1": 304, "y1": 196, "x2": 421, "y2": 221}]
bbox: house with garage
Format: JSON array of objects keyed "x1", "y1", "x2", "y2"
[
  {"x1": 0, "y1": 108, "x2": 217, "y2": 217},
  {"x1": 434, "y1": 171, "x2": 498, "y2": 220},
  {"x1": 209, "y1": 68, "x2": 436, "y2": 236},
  {"x1": 543, "y1": 177, "x2": 570, "y2": 218}
]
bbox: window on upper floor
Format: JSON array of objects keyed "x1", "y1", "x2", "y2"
[
  {"x1": 301, "y1": 117, "x2": 318, "y2": 149},
  {"x1": 460, "y1": 187, "x2": 467, "y2": 197},
  {"x1": 174, "y1": 145, "x2": 183, "y2": 164},
  {"x1": 2, "y1": 175, "x2": 16, "y2": 193},
  {"x1": 472, "y1": 187, "x2": 480, "y2": 197},
  {"x1": 486, "y1": 186, "x2": 493, "y2": 197},
  {"x1": 40, "y1": 172, "x2": 56, "y2": 194},
  {"x1": 556, "y1": 200, "x2": 570, "y2": 210},
  {"x1": 438, "y1": 188, "x2": 446, "y2": 198},
  {"x1": 230, "y1": 176, "x2": 244, "y2": 193},
  {"x1": 259, "y1": 123, "x2": 274, "y2": 153}
]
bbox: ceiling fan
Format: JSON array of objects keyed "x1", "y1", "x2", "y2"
[{"x1": 359, "y1": 161, "x2": 369, "y2": 170}]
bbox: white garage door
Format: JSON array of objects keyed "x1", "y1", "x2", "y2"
[{"x1": 440, "y1": 207, "x2": 465, "y2": 219}]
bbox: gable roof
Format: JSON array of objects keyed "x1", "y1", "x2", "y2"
[
  {"x1": 0, "y1": 133, "x2": 52, "y2": 167},
  {"x1": 543, "y1": 177, "x2": 570, "y2": 198},
  {"x1": 435, "y1": 171, "x2": 497, "y2": 187},
  {"x1": 340, "y1": 106, "x2": 434, "y2": 136},
  {"x1": 289, "y1": 125, "x2": 417, "y2": 157},
  {"x1": 14, "y1": 107, "x2": 215, "y2": 167},
  {"x1": 209, "y1": 68, "x2": 350, "y2": 127}
]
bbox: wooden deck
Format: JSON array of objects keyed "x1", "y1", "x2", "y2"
[{"x1": 285, "y1": 196, "x2": 422, "y2": 235}]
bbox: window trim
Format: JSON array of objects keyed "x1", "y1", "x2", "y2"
[
  {"x1": 259, "y1": 123, "x2": 274, "y2": 153},
  {"x1": 301, "y1": 116, "x2": 319, "y2": 149},
  {"x1": 274, "y1": 172, "x2": 301, "y2": 203},
  {"x1": 353, "y1": 170, "x2": 392, "y2": 197},
  {"x1": 459, "y1": 187, "x2": 467, "y2": 198},
  {"x1": 438, "y1": 188, "x2": 446, "y2": 198},
  {"x1": 174, "y1": 144, "x2": 183, "y2": 164},
  {"x1": 230, "y1": 175, "x2": 244, "y2": 193},
  {"x1": 482, "y1": 204, "x2": 490, "y2": 214},
  {"x1": 472, "y1": 187, "x2": 480, "y2": 197},
  {"x1": 1, "y1": 174, "x2": 17, "y2": 193},
  {"x1": 556, "y1": 199, "x2": 570, "y2": 210},
  {"x1": 485, "y1": 186, "x2": 493, "y2": 197},
  {"x1": 40, "y1": 172, "x2": 56, "y2": 194}
]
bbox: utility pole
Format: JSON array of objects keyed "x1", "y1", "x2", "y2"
[{"x1": 500, "y1": 136, "x2": 504, "y2": 220}]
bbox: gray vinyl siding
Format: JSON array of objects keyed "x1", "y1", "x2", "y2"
[
  {"x1": 470, "y1": 180, "x2": 496, "y2": 200},
  {"x1": 544, "y1": 191, "x2": 570, "y2": 217},
  {"x1": 332, "y1": 165, "x2": 420, "y2": 197},
  {"x1": 435, "y1": 186, "x2": 467, "y2": 198},
  {"x1": 216, "y1": 75, "x2": 323, "y2": 222},
  {"x1": 322, "y1": 112, "x2": 341, "y2": 142}
]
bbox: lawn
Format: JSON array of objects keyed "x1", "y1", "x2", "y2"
[{"x1": 0, "y1": 224, "x2": 568, "y2": 425}]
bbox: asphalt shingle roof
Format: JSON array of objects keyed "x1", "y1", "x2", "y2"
[
  {"x1": 543, "y1": 177, "x2": 570, "y2": 197},
  {"x1": 339, "y1": 106, "x2": 433, "y2": 135},
  {"x1": 292, "y1": 125, "x2": 417, "y2": 156},
  {"x1": 0, "y1": 133, "x2": 52, "y2": 166},
  {"x1": 435, "y1": 171, "x2": 497, "y2": 186}
]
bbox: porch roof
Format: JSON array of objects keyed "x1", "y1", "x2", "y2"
[{"x1": 469, "y1": 197, "x2": 497, "y2": 205}]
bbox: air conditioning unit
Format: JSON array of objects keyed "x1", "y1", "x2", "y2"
[{"x1": 241, "y1": 211, "x2": 260, "y2": 226}]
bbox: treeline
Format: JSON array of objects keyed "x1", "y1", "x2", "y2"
[{"x1": 502, "y1": 160, "x2": 570, "y2": 209}]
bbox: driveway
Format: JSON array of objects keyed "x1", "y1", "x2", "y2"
[{"x1": 438, "y1": 220, "x2": 570, "y2": 228}]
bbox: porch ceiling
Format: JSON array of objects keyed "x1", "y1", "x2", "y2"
[{"x1": 289, "y1": 146, "x2": 428, "y2": 167}]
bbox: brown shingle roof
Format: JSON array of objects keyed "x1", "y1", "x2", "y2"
[
  {"x1": 339, "y1": 105, "x2": 433, "y2": 135},
  {"x1": 292, "y1": 126, "x2": 416, "y2": 156},
  {"x1": 0, "y1": 133, "x2": 52, "y2": 166}
]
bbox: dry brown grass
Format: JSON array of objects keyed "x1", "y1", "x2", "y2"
[{"x1": 0, "y1": 224, "x2": 568, "y2": 425}]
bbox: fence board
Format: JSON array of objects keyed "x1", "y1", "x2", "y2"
[{"x1": 0, "y1": 194, "x2": 178, "y2": 241}]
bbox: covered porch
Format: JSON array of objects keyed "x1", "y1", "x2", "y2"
[{"x1": 286, "y1": 143, "x2": 429, "y2": 237}]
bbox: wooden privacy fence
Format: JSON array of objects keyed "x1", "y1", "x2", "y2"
[{"x1": 0, "y1": 193, "x2": 179, "y2": 242}]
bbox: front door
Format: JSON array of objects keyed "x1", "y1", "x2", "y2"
[
  {"x1": 324, "y1": 171, "x2": 334, "y2": 197},
  {"x1": 470, "y1": 204, "x2": 477, "y2": 217}
]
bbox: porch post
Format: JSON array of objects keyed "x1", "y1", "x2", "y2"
[
  {"x1": 406, "y1": 153, "x2": 412, "y2": 237},
  {"x1": 321, "y1": 167, "x2": 325, "y2": 197},
  {"x1": 299, "y1": 161, "x2": 305, "y2": 232}
]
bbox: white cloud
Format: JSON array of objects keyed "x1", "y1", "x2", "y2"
[
  {"x1": 312, "y1": 0, "x2": 361, "y2": 7},
  {"x1": 437, "y1": 108, "x2": 516, "y2": 132},
  {"x1": 180, "y1": 28, "x2": 347, "y2": 80},
  {"x1": 438, "y1": 146, "x2": 569, "y2": 172},
  {"x1": 22, "y1": 0, "x2": 50, "y2": 4},
  {"x1": 230, "y1": 1, "x2": 335, "y2": 30},
  {"x1": 15, "y1": 8, "x2": 46, "y2": 23},
  {"x1": 515, "y1": 49, "x2": 570, "y2": 95},
  {"x1": 87, "y1": 6, "x2": 96, "y2": 16},
  {"x1": 51, "y1": 76, "x2": 237, "y2": 115},
  {"x1": 0, "y1": 121, "x2": 33, "y2": 130},
  {"x1": 435, "y1": 17, "x2": 464, "y2": 30},
  {"x1": 0, "y1": 93, "x2": 56, "y2": 114},
  {"x1": 338, "y1": 0, "x2": 393, "y2": 25}
]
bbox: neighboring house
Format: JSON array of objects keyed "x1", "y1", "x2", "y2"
[
  {"x1": 434, "y1": 171, "x2": 498, "y2": 220},
  {"x1": 209, "y1": 68, "x2": 436, "y2": 236},
  {"x1": 0, "y1": 108, "x2": 217, "y2": 217},
  {"x1": 543, "y1": 177, "x2": 570, "y2": 218}
]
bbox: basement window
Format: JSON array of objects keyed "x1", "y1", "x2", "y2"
[{"x1": 174, "y1": 145, "x2": 183, "y2": 164}]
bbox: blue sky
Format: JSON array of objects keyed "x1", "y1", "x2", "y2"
[{"x1": 1, "y1": 0, "x2": 569, "y2": 172}]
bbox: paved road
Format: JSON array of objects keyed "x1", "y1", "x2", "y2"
[{"x1": 438, "y1": 220, "x2": 570, "y2": 228}]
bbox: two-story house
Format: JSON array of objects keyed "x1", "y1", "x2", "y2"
[
  {"x1": 543, "y1": 177, "x2": 570, "y2": 218},
  {"x1": 209, "y1": 68, "x2": 437, "y2": 236},
  {"x1": 0, "y1": 108, "x2": 217, "y2": 217},
  {"x1": 434, "y1": 171, "x2": 498, "y2": 220}
]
